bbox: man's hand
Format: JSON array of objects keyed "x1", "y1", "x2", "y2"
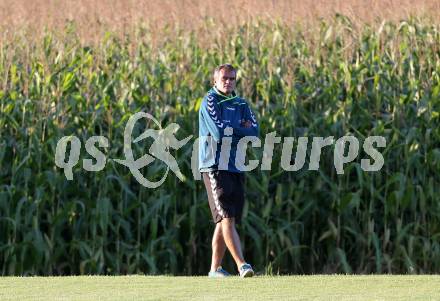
[{"x1": 240, "y1": 120, "x2": 252, "y2": 128}]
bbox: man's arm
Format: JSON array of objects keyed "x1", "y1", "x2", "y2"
[
  {"x1": 233, "y1": 103, "x2": 259, "y2": 138},
  {"x1": 200, "y1": 95, "x2": 228, "y2": 142}
]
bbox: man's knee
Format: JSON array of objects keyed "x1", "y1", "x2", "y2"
[
  {"x1": 212, "y1": 223, "x2": 223, "y2": 242},
  {"x1": 221, "y1": 217, "x2": 235, "y2": 227}
]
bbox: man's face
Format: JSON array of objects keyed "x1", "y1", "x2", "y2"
[{"x1": 214, "y1": 69, "x2": 236, "y2": 95}]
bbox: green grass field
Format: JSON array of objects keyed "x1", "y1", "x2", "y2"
[{"x1": 1, "y1": 276, "x2": 439, "y2": 300}]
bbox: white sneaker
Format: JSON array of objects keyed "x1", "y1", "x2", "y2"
[{"x1": 239, "y1": 263, "x2": 254, "y2": 278}]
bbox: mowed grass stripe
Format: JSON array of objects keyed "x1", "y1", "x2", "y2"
[{"x1": 0, "y1": 276, "x2": 439, "y2": 300}]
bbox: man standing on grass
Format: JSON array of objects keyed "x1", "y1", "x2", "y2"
[{"x1": 198, "y1": 64, "x2": 259, "y2": 278}]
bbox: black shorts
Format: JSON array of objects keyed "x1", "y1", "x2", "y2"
[{"x1": 202, "y1": 170, "x2": 245, "y2": 224}]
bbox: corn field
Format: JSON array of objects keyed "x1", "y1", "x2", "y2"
[{"x1": 1, "y1": 16, "x2": 439, "y2": 275}]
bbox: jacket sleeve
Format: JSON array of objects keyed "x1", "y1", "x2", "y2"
[
  {"x1": 233, "y1": 103, "x2": 259, "y2": 138},
  {"x1": 200, "y1": 95, "x2": 227, "y2": 142}
]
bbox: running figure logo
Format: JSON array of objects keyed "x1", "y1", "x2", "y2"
[{"x1": 114, "y1": 112, "x2": 193, "y2": 188}]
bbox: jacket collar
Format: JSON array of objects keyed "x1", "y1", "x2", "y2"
[{"x1": 210, "y1": 87, "x2": 238, "y2": 104}]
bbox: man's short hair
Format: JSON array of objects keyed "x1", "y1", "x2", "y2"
[{"x1": 213, "y1": 64, "x2": 237, "y2": 82}]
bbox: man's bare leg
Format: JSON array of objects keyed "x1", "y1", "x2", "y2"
[
  {"x1": 221, "y1": 217, "x2": 246, "y2": 270},
  {"x1": 211, "y1": 222, "x2": 227, "y2": 272}
]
